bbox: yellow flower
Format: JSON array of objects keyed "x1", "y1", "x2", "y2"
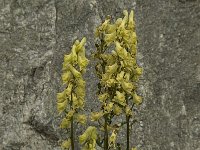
[
  {"x1": 98, "y1": 93, "x2": 109, "y2": 102},
  {"x1": 121, "y1": 81, "x2": 134, "y2": 93},
  {"x1": 109, "y1": 130, "x2": 117, "y2": 148},
  {"x1": 76, "y1": 114, "x2": 87, "y2": 125},
  {"x1": 79, "y1": 126, "x2": 97, "y2": 149},
  {"x1": 114, "y1": 91, "x2": 126, "y2": 106},
  {"x1": 106, "y1": 24, "x2": 117, "y2": 34},
  {"x1": 132, "y1": 147, "x2": 137, "y2": 150},
  {"x1": 124, "y1": 72, "x2": 131, "y2": 81},
  {"x1": 61, "y1": 71, "x2": 72, "y2": 84},
  {"x1": 105, "y1": 32, "x2": 116, "y2": 45},
  {"x1": 116, "y1": 71, "x2": 125, "y2": 82},
  {"x1": 65, "y1": 83, "x2": 73, "y2": 96},
  {"x1": 78, "y1": 54, "x2": 89, "y2": 71},
  {"x1": 113, "y1": 104, "x2": 122, "y2": 115},
  {"x1": 91, "y1": 111, "x2": 103, "y2": 121},
  {"x1": 106, "y1": 78, "x2": 116, "y2": 87},
  {"x1": 99, "y1": 18, "x2": 110, "y2": 31},
  {"x1": 115, "y1": 41, "x2": 128, "y2": 59},
  {"x1": 57, "y1": 100, "x2": 67, "y2": 114},
  {"x1": 125, "y1": 106, "x2": 132, "y2": 116},
  {"x1": 69, "y1": 65, "x2": 81, "y2": 78},
  {"x1": 66, "y1": 110, "x2": 75, "y2": 119},
  {"x1": 77, "y1": 78, "x2": 86, "y2": 87},
  {"x1": 105, "y1": 63, "x2": 118, "y2": 75},
  {"x1": 57, "y1": 90, "x2": 66, "y2": 103},
  {"x1": 132, "y1": 92, "x2": 142, "y2": 105},
  {"x1": 64, "y1": 53, "x2": 72, "y2": 64},
  {"x1": 134, "y1": 67, "x2": 143, "y2": 76},
  {"x1": 104, "y1": 102, "x2": 114, "y2": 113},
  {"x1": 61, "y1": 139, "x2": 71, "y2": 149},
  {"x1": 60, "y1": 118, "x2": 70, "y2": 128},
  {"x1": 75, "y1": 86, "x2": 85, "y2": 98}
]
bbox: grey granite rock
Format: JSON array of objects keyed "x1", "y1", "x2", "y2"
[{"x1": 0, "y1": 0, "x2": 199, "y2": 150}]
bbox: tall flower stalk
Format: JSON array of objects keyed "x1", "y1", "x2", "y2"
[
  {"x1": 57, "y1": 37, "x2": 89, "y2": 150},
  {"x1": 93, "y1": 10, "x2": 142, "y2": 150}
]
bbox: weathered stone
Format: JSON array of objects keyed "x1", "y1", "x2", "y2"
[{"x1": 0, "y1": 0, "x2": 199, "y2": 150}]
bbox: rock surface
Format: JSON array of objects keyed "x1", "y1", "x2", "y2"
[{"x1": 0, "y1": 0, "x2": 200, "y2": 150}]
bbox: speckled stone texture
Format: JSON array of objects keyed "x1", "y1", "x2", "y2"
[{"x1": 0, "y1": 0, "x2": 200, "y2": 150}]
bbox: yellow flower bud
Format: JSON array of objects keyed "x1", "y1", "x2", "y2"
[
  {"x1": 71, "y1": 45, "x2": 78, "y2": 63},
  {"x1": 60, "y1": 118, "x2": 70, "y2": 128},
  {"x1": 115, "y1": 18, "x2": 122, "y2": 27},
  {"x1": 75, "y1": 86, "x2": 85, "y2": 98},
  {"x1": 63, "y1": 53, "x2": 73, "y2": 64},
  {"x1": 90, "y1": 112, "x2": 103, "y2": 121},
  {"x1": 128, "y1": 10, "x2": 135, "y2": 30}
]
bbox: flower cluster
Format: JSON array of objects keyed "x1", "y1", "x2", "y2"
[
  {"x1": 93, "y1": 10, "x2": 142, "y2": 148},
  {"x1": 57, "y1": 37, "x2": 89, "y2": 149}
]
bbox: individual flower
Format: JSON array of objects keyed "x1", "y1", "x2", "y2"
[
  {"x1": 114, "y1": 91, "x2": 126, "y2": 106},
  {"x1": 60, "y1": 118, "x2": 71, "y2": 128},
  {"x1": 57, "y1": 100, "x2": 68, "y2": 114},
  {"x1": 98, "y1": 93, "x2": 109, "y2": 103},
  {"x1": 62, "y1": 71, "x2": 72, "y2": 84},
  {"x1": 91, "y1": 111, "x2": 104, "y2": 121},
  {"x1": 132, "y1": 92, "x2": 142, "y2": 105},
  {"x1": 61, "y1": 139, "x2": 71, "y2": 149},
  {"x1": 109, "y1": 130, "x2": 117, "y2": 149},
  {"x1": 79, "y1": 126, "x2": 97, "y2": 150},
  {"x1": 113, "y1": 104, "x2": 122, "y2": 115},
  {"x1": 76, "y1": 114, "x2": 87, "y2": 125}
]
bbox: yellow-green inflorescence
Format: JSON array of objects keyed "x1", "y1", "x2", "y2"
[
  {"x1": 93, "y1": 10, "x2": 142, "y2": 149},
  {"x1": 57, "y1": 37, "x2": 89, "y2": 150}
]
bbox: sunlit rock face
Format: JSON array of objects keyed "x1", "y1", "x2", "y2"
[{"x1": 0, "y1": 0, "x2": 199, "y2": 150}]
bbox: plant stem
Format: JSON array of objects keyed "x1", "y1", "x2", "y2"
[
  {"x1": 126, "y1": 115, "x2": 130, "y2": 150},
  {"x1": 104, "y1": 115, "x2": 108, "y2": 150},
  {"x1": 70, "y1": 92, "x2": 75, "y2": 150}
]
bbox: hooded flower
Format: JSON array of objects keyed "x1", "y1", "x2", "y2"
[
  {"x1": 91, "y1": 111, "x2": 104, "y2": 121},
  {"x1": 132, "y1": 92, "x2": 142, "y2": 105},
  {"x1": 61, "y1": 139, "x2": 71, "y2": 149},
  {"x1": 60, "y1": 118, "x2": 71, "y2": 128}
]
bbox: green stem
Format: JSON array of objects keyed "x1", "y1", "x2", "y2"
[
  {"x1": 126, "y1": 115, "x2": 130, "y2": 150},
  {"x1": 70, "y1": 92, "x2": 75, "y2": 150},
  {"x1": 104, "y1": 115, "x2": 108, "y2": 150}
]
